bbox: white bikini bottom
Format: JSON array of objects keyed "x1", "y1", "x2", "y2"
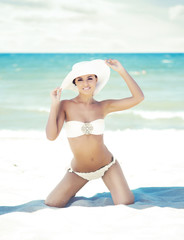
[{"x1": 68, "y1": 157, "x2": 116, "y2": 181}]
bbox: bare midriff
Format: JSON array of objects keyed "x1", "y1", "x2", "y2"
[{"x1": 68, "y1": 134, "x2": 113, "y2": 172}]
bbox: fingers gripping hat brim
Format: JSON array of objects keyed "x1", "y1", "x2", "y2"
[{"x1": 60, "y1": 59, "x2": 110, "y2": 95}]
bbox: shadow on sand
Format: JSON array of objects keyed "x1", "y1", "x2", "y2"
[{"x1": 0, "y1": 187, "x2": 184, "y2": 215}]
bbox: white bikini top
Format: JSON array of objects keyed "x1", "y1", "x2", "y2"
[{"x1": 65, "y1": 119, "x2": 105, "y2": 138}]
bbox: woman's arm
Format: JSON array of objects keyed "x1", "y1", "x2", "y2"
[
  {"x1": 46, "y1": 87, "x2": 65, "y2": 141},
  {"x1": 103, "y1": 59, "x2": 144, "y2": 115}
]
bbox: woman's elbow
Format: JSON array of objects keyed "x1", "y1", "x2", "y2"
[
  {"x1": 138, "y1": 93, "x2": 144, "y2": 102},
  {"x1": 47, "y1": 136, "x2": 56, "y2": 141},
  {"x1": 140, "y1": 93, "x2": 145, "y2": 102},
  {"x1": 134, "y1": 94, "x2": 144, "y2": 105},
  {"x1": 46, "y1": 132, "x2": 57, "y2": 141}
]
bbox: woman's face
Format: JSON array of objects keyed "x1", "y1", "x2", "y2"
[{"x1": 74, "y1": 74, "x2": 97, "y2": 95}]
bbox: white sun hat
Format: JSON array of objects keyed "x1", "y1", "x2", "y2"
[{"x1": 60, "y1": 59, "x2": 110, "y2": 95}]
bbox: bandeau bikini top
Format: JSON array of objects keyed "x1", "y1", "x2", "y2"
[{"x1": 65, "y1": 119, "x2": 105, "y2": 138}]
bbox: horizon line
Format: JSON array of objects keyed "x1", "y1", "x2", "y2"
[{"x1": 0, "y1": 52, "x2": 184, "y2": 54}]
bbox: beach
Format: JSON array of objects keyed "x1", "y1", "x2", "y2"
[
  {"x1": 0, "y1": 53, "x2": 184, "y2": 239},
  {"x1": 0, "y1": 129, "x2": 184, "y2": 239}
]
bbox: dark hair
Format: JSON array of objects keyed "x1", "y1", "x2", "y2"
[
  {"x1": 72, "y1": 79, "x2": 76, "y2": 85},
  {"x1": 72, "y1": 75, "x2": 97, "y2": 86}
]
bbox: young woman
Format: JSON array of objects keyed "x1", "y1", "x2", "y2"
[{"x1": 45, "y1": 59, "x2": 144, "y2": 207}]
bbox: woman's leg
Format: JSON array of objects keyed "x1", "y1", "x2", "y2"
[
  {"x1": 45, "y1": 171, "x2": 88, "y2": 208},
  {"x1": 102, "y1": 160, "x2": 134, "y2": 205}
]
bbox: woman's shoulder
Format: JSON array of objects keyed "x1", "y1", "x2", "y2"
[
  {"x1": 59, "y1": 98, "x2": 77, "y2": 110},
  {"x1": 98, "y1": 99, "x2": 112, "y2": 106}
]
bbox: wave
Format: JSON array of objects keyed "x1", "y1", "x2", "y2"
[
  {"x1": 162, "y1": 59, "x2": 173, "y2": 64},
  {"x1": 3, "y1": 106, "x2": 50, "y2": 113},
  {"x1": 111, "y1": 110, "x2": 184, "y2": 120},
  {"x1": 5, "y1": 103, "x2": 184, "y2": 120},
  {"x1": 3, "y1": 105, "x2": 184, "y2": 120},
  {"x1": 2, "y1": 103, "x2": 184, "y2": 122},
  {"x1": 133, "y1": 110, "x2": 184, "y2": 120},
  {"x1": 129, "y1": 70, "x2": 147, "y2": 76},
  {"x1": 25, "y1": 106, "x2": 49, "y2": 113}
]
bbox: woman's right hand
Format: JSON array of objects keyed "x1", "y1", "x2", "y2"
[
  {"x1": 105, "y1": 59, "x2": 125, "y2": 73},
  {"x1": 50, "y1": 87, "x2": 62, "y2": 105}
]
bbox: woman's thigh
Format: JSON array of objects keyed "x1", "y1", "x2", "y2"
[
  {"x1": 102, "y1": 160, "x2": 134, "y2": 205},
  {"x1": 45, "y1": 171, "x2": 88, "y2": 208}
]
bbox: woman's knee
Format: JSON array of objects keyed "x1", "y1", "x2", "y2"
[
  {"x1": 44, "y1": 198, "x2": 66, "y2": 208},
  {"x1": 113, "y1": 192, "x2": 135, "y2": 206},
  {"x1": 44, "y1": 191, "x2": 76, "y2": 208},
  {"x1": 44, "y1": 194, "x2": 68, "y2": 208}
]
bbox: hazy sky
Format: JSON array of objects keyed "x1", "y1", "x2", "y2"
[{"x1": 0, "y1": 0, "x2": 184, "y2": 53}]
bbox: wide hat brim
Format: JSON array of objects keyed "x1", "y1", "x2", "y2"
[{"x1": 60, "y1": 59, "x2": 110, "y2": 95}]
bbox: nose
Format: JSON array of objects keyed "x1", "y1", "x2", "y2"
[{"x1": 83, "y1": 79, "x2": 89, "y2": 86}]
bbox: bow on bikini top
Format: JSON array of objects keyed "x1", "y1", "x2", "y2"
[{"x1": 65, "y1": 119, "x2": 105, "y2": 138}]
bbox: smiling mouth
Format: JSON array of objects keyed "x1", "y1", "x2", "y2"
[{"x1": 83, "y1": 87, "x2": 91, "y2": 90}]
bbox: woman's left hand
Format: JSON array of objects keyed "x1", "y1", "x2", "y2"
[{"x1": 105, "y1": 59, "x2": 125, "y2": 73}]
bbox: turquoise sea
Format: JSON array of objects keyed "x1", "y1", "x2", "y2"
[{"x1": 0, "y1": 53, "x2": 184, "y2": 131}]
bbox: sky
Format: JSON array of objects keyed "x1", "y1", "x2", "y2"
[{"x1": 0, "y1": 0, "x2": 184, "y2": 53}]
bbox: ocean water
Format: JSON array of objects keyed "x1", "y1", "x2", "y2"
[{"x1": 0, "y1": 53, "x2": 184, "y2": 131}]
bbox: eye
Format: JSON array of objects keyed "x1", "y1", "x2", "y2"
[{"x1": 88, "y1": 77, "x2": 93, "y2": 80}]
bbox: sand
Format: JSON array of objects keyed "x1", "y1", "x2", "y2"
[{"x1": 0, "y1": 129, "x2": 184, "y2": 239}]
